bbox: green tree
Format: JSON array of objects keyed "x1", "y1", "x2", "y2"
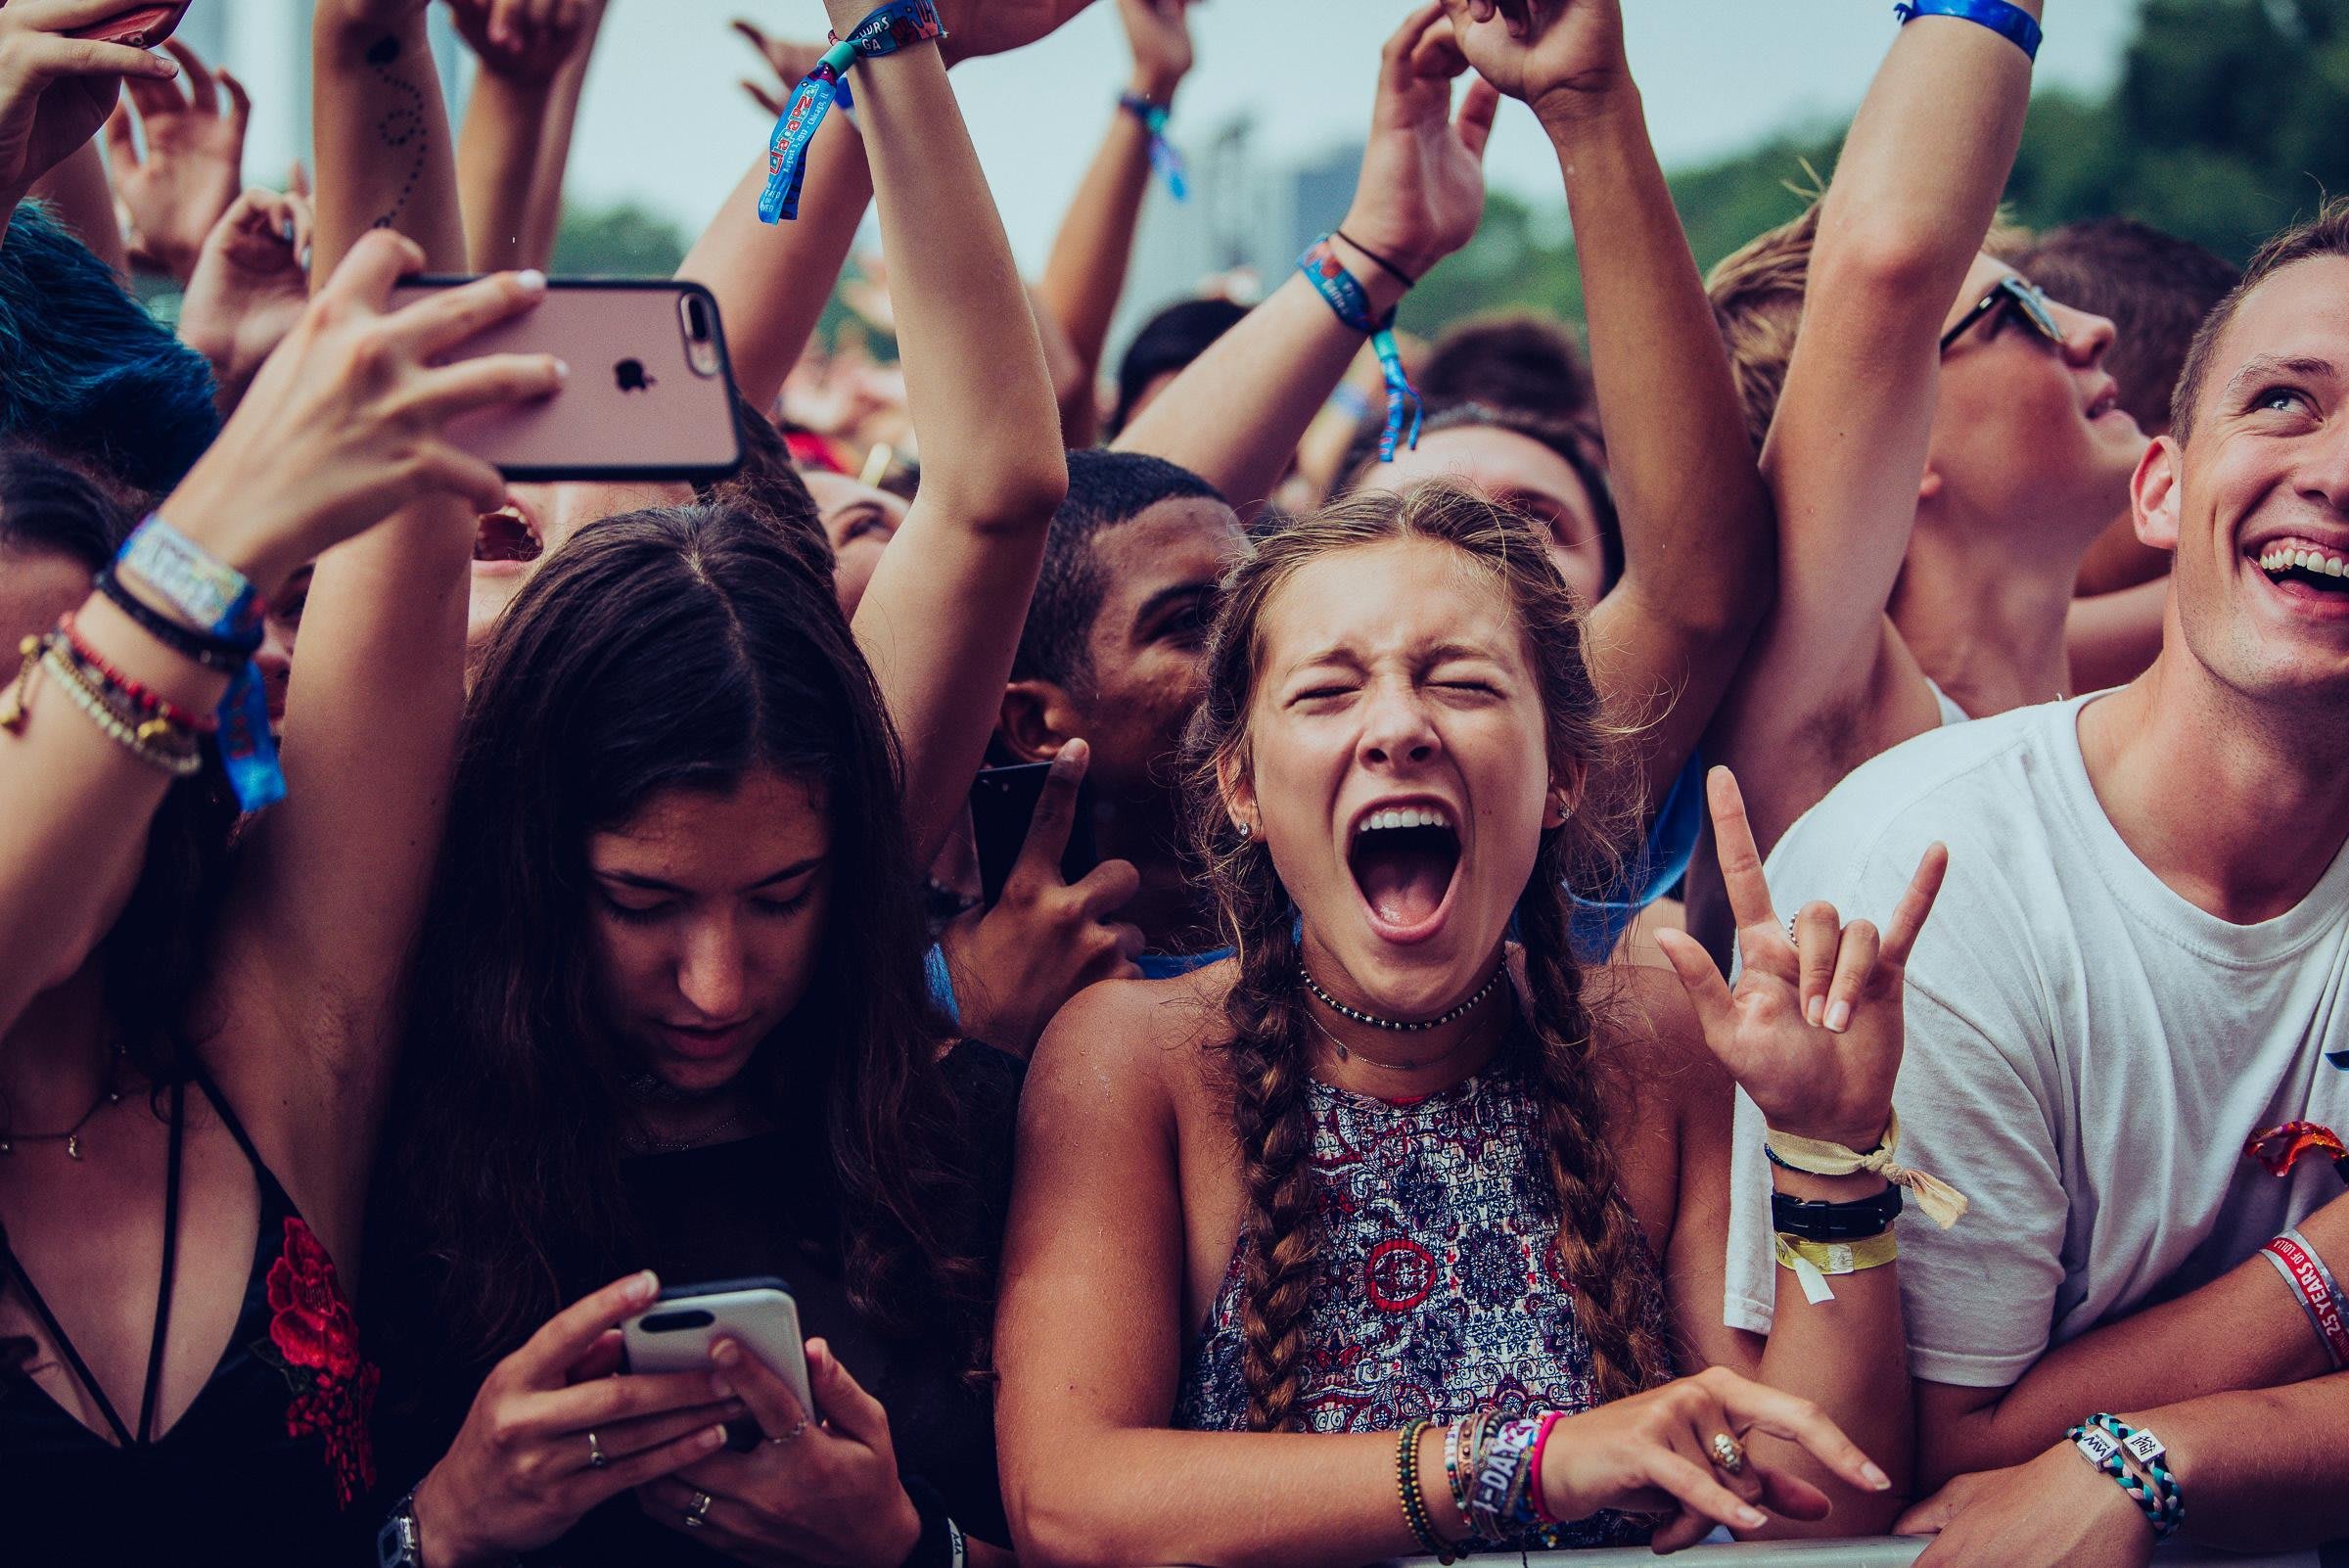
[{"x1": 551, "y1": 201, "x2": 690, "y2": 276}]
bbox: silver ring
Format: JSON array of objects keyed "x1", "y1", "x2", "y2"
[
  {"x1": 766, "y1": 1416, "x2": 810, "y2": 1445},
  {"x1": 1709, "y1": 1432, "x2": 1748, "y2": 1477},
  {"x1": 683, "y1": 1490, "x2": 714, "y2": 1528},
  {"x1": 1787, "y1": 916, "x2": 1800, "y2": 942},
  {"x1": 585, "y1": 1429, "x2": 605, "y2": 1469}
]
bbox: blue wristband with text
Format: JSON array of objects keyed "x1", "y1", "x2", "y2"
[
  {"x1": 1118, "y1": 93, "x2": 1188, "y2": 203},
  {"x1": 758, "y1": 0, "x2": 947, "y2": 224},
  {"x1": 115, "y1": 516, "x2": 280, "y2": 812},
  {"x1": 1894, "y1": 0, "x2": 2041, "y2": 61},
  {"x1": 1297, "y1": 237, "x2": 1421, "y2": 463}
]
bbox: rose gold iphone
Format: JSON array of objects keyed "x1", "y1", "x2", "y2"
[
  {"x1": 68, "y1": 3, "x2": 189, "y2": 47},
  {"x1": 388, "y1": 277, "x2": 744, "y2": 483}
]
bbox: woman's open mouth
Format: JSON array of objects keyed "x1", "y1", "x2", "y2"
[
  {"x1": 473, "y1": 504, "x2": 543, "y2": 570},
  {"x1": 1347, "y1": 801, "x2": 1463, "y2": 944}
]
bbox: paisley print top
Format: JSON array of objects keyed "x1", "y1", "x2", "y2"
[{"x1": 1175, "y1": 1054, "x2": 1669, "y2": 1549}]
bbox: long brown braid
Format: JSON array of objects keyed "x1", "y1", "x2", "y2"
[{"x1": 1181, "y1": 484, "x2": 1676, "y2": 1430}]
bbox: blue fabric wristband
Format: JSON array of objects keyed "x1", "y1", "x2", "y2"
[{"x1": 1895, "y1": 0, "x2": 2041, "y2": 61}]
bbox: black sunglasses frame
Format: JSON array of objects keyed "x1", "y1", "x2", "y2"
[{"x1": 1940, "y1": 275, "x2": 2067, "y2": 355}]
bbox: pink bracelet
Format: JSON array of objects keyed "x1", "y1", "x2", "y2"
[{"x1": 1525, "y1": 1410, "x2": 1565, "y2": 1526}]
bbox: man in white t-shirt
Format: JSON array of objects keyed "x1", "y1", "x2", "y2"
[{"x1": 1724, "y1": 200, "x2": 2349, "y2": 1564}]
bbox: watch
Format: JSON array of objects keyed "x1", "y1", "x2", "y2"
[{"x1": 377, "y1": 1488, "x2": 425, "y2": 1568}]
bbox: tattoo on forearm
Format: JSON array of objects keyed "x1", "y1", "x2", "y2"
[{"x1": 364, "y1": 34, "x2": 429, "y2": 233}]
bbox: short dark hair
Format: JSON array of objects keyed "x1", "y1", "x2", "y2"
[
  {"x1": 0, "y1": 438, "x2": 129, "y2": 570},
  {"x1": 1109, "y1": 297, "x2": 1250, "y2": 437},
  {"x1": 1418, "y1": 311, "x2": 1592, "y2": 425},
  {"x1": 1009, "y1": 448, "x2": 1225, "y2": 689},
  {"x1": 0, "y1": 202, "x2": 219, "y2": 496},
  {"x1": 2175, "y1": 198, "x2": 2349, "y2": 444},
  {"x1": 1335, "y1": 402, "x2": 1626, "y2": 594},
  {"x1": 2015, "y1": 218, "x2": 2240, "y2": 434}
]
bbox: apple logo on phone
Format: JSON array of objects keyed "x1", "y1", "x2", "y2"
[{"x1": 614, "y1": 359, "x2": 657, "y2": 393}]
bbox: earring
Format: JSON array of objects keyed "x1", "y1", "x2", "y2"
[{"x1": 1236, "y1": 820, "x2": 1254, "y2": 841}]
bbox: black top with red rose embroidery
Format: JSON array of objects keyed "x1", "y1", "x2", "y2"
[{"x1": 0, "y1": 1066, "x2": 383, "y2": 1566}]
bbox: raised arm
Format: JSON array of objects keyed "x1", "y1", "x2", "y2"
[
  {"x1": 448, "y1": 0, "x2": 595, "y2": 272},
  {"x1": 28, "y1": 137, "x2": 126, "y2": 273},
  {"x1": 1441, "y1": 0, "x2": 1774, "y2": 813},
  {"x1": 819, "y1": 0, "x2": 1068, "y2": 865},
  {"x1": 195, "y1": 0, "x2": 530, "y2": 1157},
  {"x1": 0, "y1": 0, "x2": 180, "y2": 233},
  {"x1": 1115, "y1": 3, "x2": 1492, "y2": 519},
  {"x1": 1721, "y1": 1, "x2": 2039, "y2": 850},
  {"x1": 1034, "y1": 0, "x2": 1194, "y2": 446}
]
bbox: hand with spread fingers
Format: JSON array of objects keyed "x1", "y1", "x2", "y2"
[
  {"x1": 177, "y1": 186, "x2": 315, "y2": 413},
  {"x1": 940, "y1": 739, "x2": 1145, "y2": 1056},
  {"x1": 0, "y1": 0, "x2": 182, "y2": 215},
  {"x1": 1899, "y1": 1444, "x2": 2156, "y2": 1568},
  {"x1": 929, "y1": 0, "x2": 1098, "y2": 67},
  {"x1": 102, "y1": 35, "x2": 246, "y2": 281},
  {"x1": 637, "y1": 1335, "x2": 923, "y2": 1568},
  {"x1": 412, "y1": 1272, "x2": 748, "y2": 1568},
  {"x1": 161, "y1": 230, "x2": 567, "y2": 597},
  {"x1": 1435, "y1": 0, "x2": 1629, "y2": 124},
  {"x1": 1337, "y1": 2, "x2": 1498, "y2": 290},
  {"x1": 730, "y1": 18, "x2": 830, "y2": 119},
  {"x1": 1654, "y1": 767, "x2": 1949, "y2": 1152},
  {"x1": 1535, "y1": 1364, "x2": 1893, "y2": 1552}
]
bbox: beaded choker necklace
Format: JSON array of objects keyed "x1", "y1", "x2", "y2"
[{"x1": 1300, "y1": 963, "x2": 1504, "y2": 1034}]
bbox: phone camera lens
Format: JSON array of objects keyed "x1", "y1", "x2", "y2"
[{"x1": 685, "y1": 297, "x2": 712, "y2": 342}]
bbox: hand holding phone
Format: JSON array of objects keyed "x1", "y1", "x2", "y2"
[
  {"x1": 623, "y1": 1276, "x2": 812, "y2": 1446},
  {"x1": 67, "y1": 3, "x2": 187, "y2": 48},
  {"x1": 944, "y1": 740, "x2": 1143, "y2": 1053}
]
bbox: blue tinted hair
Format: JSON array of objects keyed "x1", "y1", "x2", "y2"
[{"x1": 0, "y1": 202, "x2": 219, "y2": 494}]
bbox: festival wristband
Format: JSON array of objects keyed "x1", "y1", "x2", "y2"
[
  {"x1": 2263, "y1": 1227, "x2": 2349, "y2": 1369},
  {"x1": 1297, "y1": 237, "x2": 1422, "y2": 463},
  {"x1": 1118, "y1": 92, "x2": 1188, "y2": 202},
  {"x1": 2068, "y1": 1415, "x2": 2184, "y2": 1541},
  {"x1": 1894, "y1": 0, "x2": 2042, "y2": 61},
  {"x1": 114, "y1": 516, "x2": 281, "y2": 811},
  {"x1": 1773, "y1": 1229, "x2": 1898, "y2": 1306},
  {"x1": 757, "y1": 0, "x2": 946, "y2": 224},
  {"x1": 1764, "y1": 1111, "x2": 1969, "y2": 1228}
]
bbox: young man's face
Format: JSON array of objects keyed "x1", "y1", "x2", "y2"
[
  {"x1": 2142, "y1": 254, "x2": 2349, "y2": 707},
  {"x1": 1064, "y1": 496, "x2": 1244, "y2": 812},
  {"x1": 1928, "y1": 254, "x2": 2148, "y2": 550}
]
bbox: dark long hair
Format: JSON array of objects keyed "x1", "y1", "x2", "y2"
[
  {"x1": 1181, "y1": 484, "x2": 1673, "y2": 1431},
  {"x1": 0, "y1": 443, "x2": 236, "y2": 1091},
  {"x1": 383, "y1": 502, "x2": 987, "y2": 1366}
]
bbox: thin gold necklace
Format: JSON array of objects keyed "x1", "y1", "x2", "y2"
[{"x1": 0, "y1": 1055, "x2": 124, "y2": 1160}]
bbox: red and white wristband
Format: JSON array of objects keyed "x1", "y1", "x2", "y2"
[{"x1": 2263, "y1": 1227, "x2": 2349, "y2": 1369}]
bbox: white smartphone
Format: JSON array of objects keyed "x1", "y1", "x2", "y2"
[{"x1": 622, "y1": 1276, "x2": 814, "y2": 1440}]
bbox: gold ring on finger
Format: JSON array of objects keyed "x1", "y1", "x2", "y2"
[{"x1": 1709, "y1": 1431, "x2": 1748, "y2": 1477}]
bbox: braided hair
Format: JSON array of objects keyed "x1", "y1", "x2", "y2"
[{"x1": 1180, "y1": 483, "x2": 1675, "y2": 1429}]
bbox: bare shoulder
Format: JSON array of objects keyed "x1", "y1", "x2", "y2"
[{"x1": 1025, "y1": 962, "x2": 1238, "y2": 1132}]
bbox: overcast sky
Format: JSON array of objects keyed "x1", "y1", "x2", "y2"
[{"x1": 556, "y1": 1, "x2": 2145, "y2": 269}]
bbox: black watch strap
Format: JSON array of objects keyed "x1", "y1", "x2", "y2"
[
  {"x1": 898, "y1": 1476, "x2": 966, "y2": 1568},
  {"x1": 1772, "y1": 1181, "x2": 1904, "y2": 1241}
]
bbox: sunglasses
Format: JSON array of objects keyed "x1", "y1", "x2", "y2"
[{"x1": 1940, "y1": 275, "x2": 2067, "y2": 355}]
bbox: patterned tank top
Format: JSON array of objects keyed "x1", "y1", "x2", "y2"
[{"x1": 1174, "y1": 1053, "x2": 1668, "y2": 1550}]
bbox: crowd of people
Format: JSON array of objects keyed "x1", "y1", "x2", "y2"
[{"x1": 0, "y1": 0, "x2": 2344, "y2": 1563}]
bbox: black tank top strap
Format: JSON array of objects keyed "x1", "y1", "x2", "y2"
[
  {"x1": 183, "y1": 1057, "x2": 268, "y2": 1180},
  {"x1": 0, "y1": 1076, "x2": 189, "y2": 1448}
]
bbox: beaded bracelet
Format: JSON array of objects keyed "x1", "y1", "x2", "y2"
[
  {"x1": 1397, "y1": 1418, "x2": 1457, "y2": 1562},
  {"x1": 60, "y1": 613, "x2": 218, "y2": 736},
  {"x1": 19, "y1": 635, "x2": 205, "y2": 775},
  {"x1": 94, "y1": 566, "x2": 256, "y2": 672}
]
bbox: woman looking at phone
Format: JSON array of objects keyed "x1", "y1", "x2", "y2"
[
  {"x1": 993, "y1": 480, "x2": 1948, "y2": 1563},
  {"x1": 366, "y1": 5, "x2": 1068, "y2": 1566}
]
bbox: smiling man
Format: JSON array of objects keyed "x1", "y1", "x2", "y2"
[{"x1": 1721, "y1": 201, "x2": 2349, "y2": 1566}]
